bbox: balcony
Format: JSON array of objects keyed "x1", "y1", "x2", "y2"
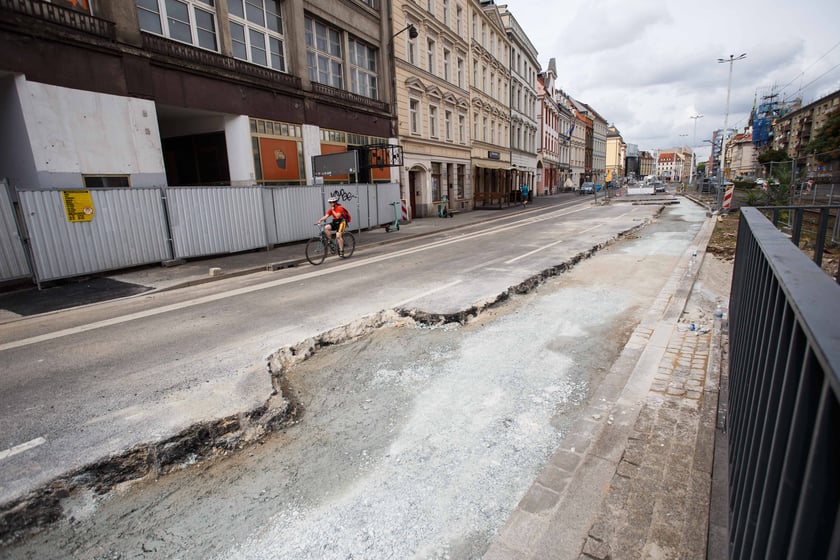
[
  {"x1": 142, "y1": 33, "x2": 300, "y2": 91},
  {"x1": 311, "y1": 82, "x2": 389, "y2": 113},
  {"x1": 0, "y1": 0, "x2": 115, "y2": 39}
]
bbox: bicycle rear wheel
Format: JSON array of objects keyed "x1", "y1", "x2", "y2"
[
  {"x1": 339, "y1": 232, "x2": 356, "y2": 258},
  {"x1": 305, "y1": 237, "x2": 327, "y2": 265}
]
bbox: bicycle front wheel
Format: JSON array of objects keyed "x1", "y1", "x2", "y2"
[
  {"x1": 339, "y1": 232, "x2": 356, "y2": 258},
  {"x1": 305, "y1": 237, "x2": 327, "y2": 265}
]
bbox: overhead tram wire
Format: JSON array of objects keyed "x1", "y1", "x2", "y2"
[{"x1": 780, "y1": 39, "x2": 840, "y2": 103}]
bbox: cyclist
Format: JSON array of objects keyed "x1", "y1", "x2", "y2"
[{"x1": 316, "y1": 196, "x2": 348, "y2": 254}]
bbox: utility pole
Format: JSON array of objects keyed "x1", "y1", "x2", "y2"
[
  {"x1": 717, "y1": 53, "x2": 746, "y2": 211},
  {"x1": 689, "y1": 114, "x2": 703, "y2": 186}
]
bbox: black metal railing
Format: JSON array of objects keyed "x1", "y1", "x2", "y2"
[
  {"x1": 0, "y1": 0, "x2": 115, "y2": 39},
  {"x1": 727, "y1": 207, "x2": 840, "y2": 558},
  {"x1": 142, "y1": 33, "x2": 301, "y2": 90},
  {"x1": 758, "y1": 204, "x2": 840, "y2": 284},
  {"x1": 311, "y1": 82, "x2": 389, "y2": 113}
]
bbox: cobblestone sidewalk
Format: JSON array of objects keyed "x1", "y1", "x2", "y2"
[{"x1": 580, "y1": 325, "x2": 722, "y2": 559}]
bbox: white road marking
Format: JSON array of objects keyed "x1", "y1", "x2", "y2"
[
  {"x1": 393, "y1": 280, "x2": 463, "y2": 307},
  {"x1": 505, "y1": 239, "x2": 564, "y2": 264},
  {"x1": 0, "y1": 436, "x2": 46, "y2": 461}
]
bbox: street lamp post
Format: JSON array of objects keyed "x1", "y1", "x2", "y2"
[
  {"x1": 716, "y1": 53, "x2": 746, "y2": 211},
  {"x1": 689, "y1": 114, "x2": 703, "y2": 186}
]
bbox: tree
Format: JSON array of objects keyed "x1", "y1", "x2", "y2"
[
  {"x1": 758, "y1": 148, "x2": 790, "y2": 165},
  {"x1": 804, "y1": 108, "x2": 840, "y2": 163}
]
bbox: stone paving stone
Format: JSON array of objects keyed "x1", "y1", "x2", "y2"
[
  {"x1": 519, "y1": 483, "x2": 560, "y2": 514},
  {"x1": 581, "y1": 536, "x2": 611, "y2": 559},
  {"x1": 579, "y1": 324, "x2": 715, "y2": 559},
  {"x1": 536, "y1": 464, "x2": 573, "y2": 494}
]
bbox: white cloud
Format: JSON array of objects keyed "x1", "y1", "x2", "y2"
[{"x1": 503, "y1": 0, "x2": 840, "y2": 160}]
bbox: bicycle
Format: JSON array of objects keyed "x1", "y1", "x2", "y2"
[{"x1": 305, "y1": 223, "x2": 356, "y2": 265}]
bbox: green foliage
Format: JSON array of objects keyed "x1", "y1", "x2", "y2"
[
  {"x1": 743, "y1": 189, "x2": 768, "y2": 206},
  {"x1": 758, "y1": 148, "x2": 790, "y2": 164},
  {"x1": 767, "y1": 165, "x2": 793, "y2": 205},
  {"x1": 697, "y1": 162, "x2": 706, "y2": 174},
  {"x1": 804, "y1": 108, "x2": 840, "y2": 163}
]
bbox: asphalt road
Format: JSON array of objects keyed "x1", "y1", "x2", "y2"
[
  {"x1": 0, "y1": 198, "x2": 714, "y2": 559},
  {"x1": 1, "y1": 197, "x2": 666, "y2": 538}
]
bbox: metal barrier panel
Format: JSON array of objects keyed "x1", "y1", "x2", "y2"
[
  {"x1": 166, "y1": 186, "x2": 267, "y2": 259},
  {"x1": 264, "y1": 185, "x2": 324, "y2": 245},
  {"x1": 324, "y1": 184, "x2": 370, "y2": 230},
  {"x1": 264, "y1": 183, "x2": 399, "y2": 245},
  {"x1": 17, "y1": 188, "x2": 171, "y2": 282},
  {"x1": 0, "y1": 180, "x2": 31, "y2": 282},
  {"x1": 728, "y1": 207, "x2": 840, "y2": 558},
  {"x1": 374, "y1": 183, "x2": 401, "y2": 225}
]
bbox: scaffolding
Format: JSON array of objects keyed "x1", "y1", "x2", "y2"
[{"x1": 751, "y1": 85, "x2": 788, "y2": 148}]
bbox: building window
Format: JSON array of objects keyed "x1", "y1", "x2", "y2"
[
  {"x1": 456, "y1": 164, "x2": 465, "y2": 198},
  {"x1": 458, "y1": 114, "x2": 465, "y2": 144},
  {"x1": 482, "y1": 116, "x2": 487, "y2": 142},
  {"x1": 427, "y1": 0, "x2": 435, "y2": 16},
  {"x1": 349, "y1": 37, "x2": 378, "y2": 99},
  {"x1": 473, "y1": 112, "x2": 478, "y2": 140},
  {"x1": 443, "y1": 48, "x2": 451, "y2": 82},
  {"x1": 457, "y1": 57, "x2": 464, "y2": 88},
  {"x1": 431, "y1": 162, "x2": 441, "y2": 200},
  {"x1": 426, "y1": 37, "x2": 436, "y2": 74},
  {"x1": 228, "y1": 0, "x2": 285, "y2": 72},
  {"x1": 442, "y1": 0, "x2": 449, "y2": 25},
  {"x1": 137, "y1": 0, "x2": 218, "y2": 51},
  {"x1": 410, "y1": 98, "x2": 420, "y2": 134},
  {"x1": 83, "y1": 175, "x2": 130, "y2": 188},
  {"x1": 305, "y1": 16, "x2": 343, "y2": 88},
  {"x1": 429, "y1": 105, "x2": 439, "y2": 138},
  {"x1": 456, "y1": 6, "x2": 462, "y2": 35},
  {"x1": 445, "y1": 110, "x2": 452, "y2": 141}
]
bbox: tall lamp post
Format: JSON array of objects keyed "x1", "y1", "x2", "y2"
[
  {"x1": 689, "y1": 114, "x2": 703, "y2": 186},
  {"x1": 717, "y1": 53, "x2": 746, "y2": 210}
]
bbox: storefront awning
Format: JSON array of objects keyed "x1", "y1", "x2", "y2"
[{"x1": 474, "y1": 161, "x2": 514, "y2": 170}]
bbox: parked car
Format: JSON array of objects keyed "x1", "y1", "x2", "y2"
[
  {"x1": 579, "y1": 182, "x2": 601, "y2": 195},
  {"x1": 652, "y1": 180, "x2": 666, "y2": 193}
]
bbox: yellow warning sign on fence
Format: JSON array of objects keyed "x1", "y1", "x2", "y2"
[{"x1": 62, "y1": 190, "x2": 95, "y2": 222}]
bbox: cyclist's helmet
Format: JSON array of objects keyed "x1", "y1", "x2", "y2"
[{"x1": 328, "y1": 196, "x2": 339, "y2": 203}]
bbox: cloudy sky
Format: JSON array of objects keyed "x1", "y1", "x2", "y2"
[{"x1": 504, "y1": 0, "x2": 840, "y2": 161}]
